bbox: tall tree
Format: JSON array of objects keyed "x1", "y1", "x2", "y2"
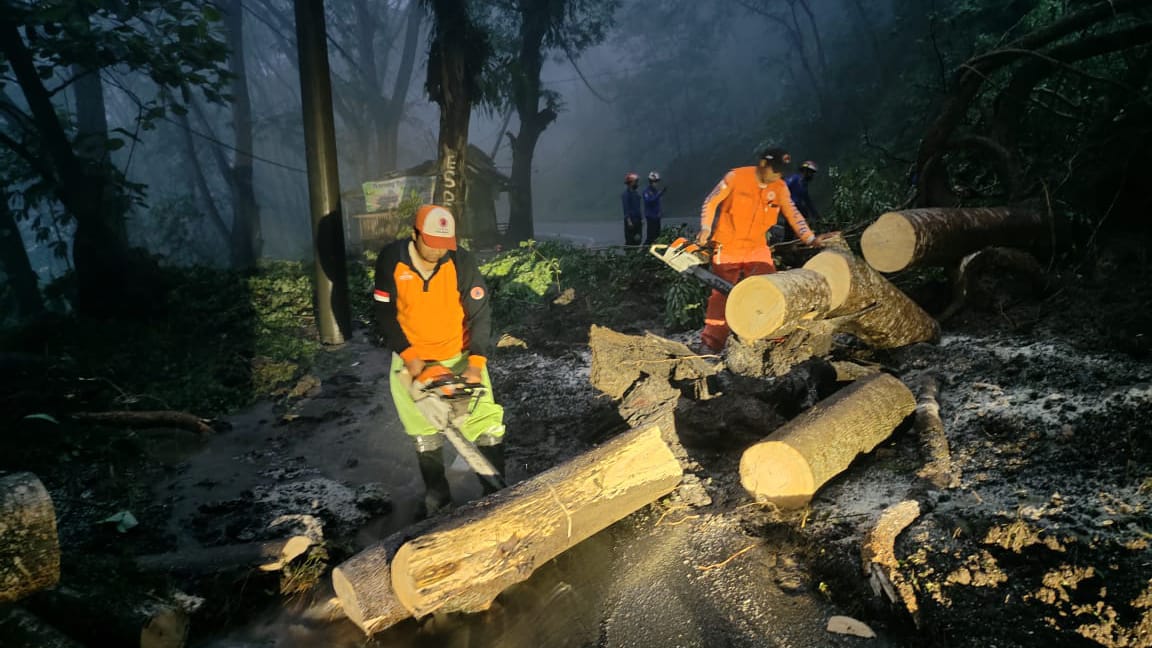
[
  {"x1": 0, "y1": 1, "x2": 229, "y2": 316},
  {"x1": 223, "y1": 0, "x2": 262, "y2": 267},
  {"x1": 490, "y1": 0, "x2": 619, "y2": 242},
  {"x1": 0, "y1": 192, "x2": 42, "y2": 318},
  {"x1": 423, "y1": 0, "x2": 493, "y2": 226}
]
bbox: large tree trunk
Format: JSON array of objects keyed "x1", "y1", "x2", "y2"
[
  {"x1": 739, "y1": 373, "x2": 916, "y2": 508},
  {"x1": 386, "y1": 425, "x2": 680, "y2": 619},
  {"x1": 225, "y1": 0, "x2": 262, "y2": 267},
  {"x1": 0, "y1": 196, "x2": 43, "y2": 318},
  {"x1": 725, "y1": 269, "x2": 832, "y2": 341},
  {"x1": 803, "y1": 248, "x2": 939, "y2": 348},
  {"x1": 504, "y1": 2, "x2": 557, "y2": 242},
  {"x1": 860, "y1": 207, "x2": 1046, "y2": 273},
  {"x1": 0, "y1": 473, "x2": 59, "y2": 603},
  {"x1": 135, "y1": 535, "x2": 314, "y2": 574},
  {"x1": 588, "y1": 325, "x2": 718, "y2": 401}
]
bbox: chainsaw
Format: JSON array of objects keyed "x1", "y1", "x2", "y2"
[
  {"x1": 649, "y1": 237, "x2": 733, "y2": 294},
  {"x1": 414, "y1": 372, "x2": 506, "y2": 492}
]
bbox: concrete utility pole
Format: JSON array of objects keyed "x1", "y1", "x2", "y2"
[{"x1": 294, "y1": 0, "x2": 350, "y2": 344}]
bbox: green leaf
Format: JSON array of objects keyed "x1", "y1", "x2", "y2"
[
  {"x1": 101, "y1": 510, "x2": 139, "y2": 533},
  {"x1": 22, "y1": 413, "x2": 59, "y2": 424}
]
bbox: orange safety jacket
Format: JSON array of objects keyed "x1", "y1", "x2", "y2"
[
  {"x1": 700, "y1": 167, "x2": 815, "y2": 256},
  {"x1": 373, "y1": 239, "x2": 492, "y2": 369}
]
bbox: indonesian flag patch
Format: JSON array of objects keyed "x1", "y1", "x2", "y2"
[{"x1": 373, "y1": 289, "x2": 391, "y2": 303}]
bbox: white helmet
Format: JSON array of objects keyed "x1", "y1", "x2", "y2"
[{"x1": 648, "y1": 171, "x2": 660, "y2": 182}]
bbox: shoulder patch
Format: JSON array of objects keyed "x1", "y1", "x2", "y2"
[{"x1": 470, "y1": 286, "x2": 486, "y2": 300}]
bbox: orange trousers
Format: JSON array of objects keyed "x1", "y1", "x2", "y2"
[{"x1": 701, "y1": 246, "x2": 776, "y2": 351}]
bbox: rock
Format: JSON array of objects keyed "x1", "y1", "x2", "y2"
[{"x1": 826, "y1": 615, "x2": 876, "y2": 638}]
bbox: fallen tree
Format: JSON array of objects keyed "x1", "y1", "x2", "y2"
[
  {"x1": 740, "y1": 373, "x2": 916, "y2": 508},
  {"x1": 384, "y1": 425, "x2": 681, "y2": 620},
  {"x1": 803, "y1": 248, "x2": 939, "y2": 348},
  {"x1": 725, "y1": 269, "x2": 832, "y2": 341},
  {"x1": 588, "y1": 325, "x2": 718, "y2": 400},
  {"x1": 0, "y1": 472, "x2": 59, "y2": 604},
  {"x1": 859, "y1": 207, "x2": 1046, "y2": 273}
]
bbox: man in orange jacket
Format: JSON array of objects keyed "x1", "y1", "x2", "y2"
[{"x1": 696, "y1": 148, "x2": 821, "y2": 351}]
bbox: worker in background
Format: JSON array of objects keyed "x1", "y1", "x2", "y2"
[
  {"x1": 622, "y1": 172, "x2": 643, "y2": 245},
  {"x1": 642, "y1": 171, "x2": 667, "y2": 244},
  {"x1": 696, "y1": 148, "x2": 821, "y2": 351},
  {"x1": 771, "y1": 160, "x2": 821, "y2": 243},
  {"x1": 374, "y1": 205, "x2": 506, "y2": 518}
]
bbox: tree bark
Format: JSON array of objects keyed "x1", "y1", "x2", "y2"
[
  {"x1": 803, "y1": 249, "x2": 939, "y2": 348},
  {"x1": 588, "y1": 325, "x2": 718, "y2": 401},
  {"x1": 0, "y1": 473, "x2": 59, "y2": 604},
  {"x1": 0, "y1": 196, "x2": 43, "y2": 318},
  {"x1": 913, "y1": 375, "x2": 958, "y2": 489},
  {"x1": 861, "y1": 500, "x2": 922, "y2": 622},
  {"x1": 225, "y1": 0, "x2": 262, "y2": 267},
  {"x1": 859, "y1": 207, "x2": 1046, "y2": 273},
  {"x1": 739, "y1": 373, "x2": 915, "y2": 508},
  {"x1": 69, "y1": 411, "x2": 214, "y2": 436},
  {"x1": 725, "y1": 268, "x2": 832, "y2": 341},
  {"x1": 388, "y1": 425, "x2": 682, "y2": 618}
]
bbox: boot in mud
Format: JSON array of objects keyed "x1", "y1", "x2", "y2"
[
  {"x1": 477, "y1": 440, "x2": 506, "y2": 496},
  {"x1": 415, "y1": 447, "x2": 452, "y2": 520}
]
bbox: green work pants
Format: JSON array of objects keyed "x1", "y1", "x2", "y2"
[{"x1": 389, "y1": 352, "x2": 506, "y2": 442}]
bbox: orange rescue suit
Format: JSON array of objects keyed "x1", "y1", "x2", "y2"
[{"x1": 698, "y1": 166, "x2": 816, "y2": 350}]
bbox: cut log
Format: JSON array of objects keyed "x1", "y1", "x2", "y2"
[
  {"x1": 135, "y1": 535, "x2": 315, "y2": 574},
  {"x1": 0, "y1": 607, "x2": 83, "y2": 648},
  {"x1": 803, "y1": 249, "x2": 940, "y2": 348},
  {"x1": 913, "y1": 375, "x2": 959, "y2": 489},
  {"x1": 740, "y1": 373, "x2": 916, "y2": 508},
  {"x1": 939, "y1": 247, "x2": 1047, "y2": 322},
  {"x1": 332, "y1": 519, "x2": 436, "y2": 635},
  {"x1": 0, "y1": 472, "x2": 59, "y2": 603},
  {"x1": 389, "y1": 425, "x2": 682, "y2": 619},
  {"x1": 725, "y1": 269, "x2": 832, "y2": 341},
  {"x1": 70, "y1": 411, "x2": 214, "y2": 435},
  {"x1": 23, "y1": 586, "x2": 198, "y2": 648},
  {"x1": 861, "y1": 500, "x2": 922, "y2": 623},
  {"x1": 860, "y1": 207, "x2": 1046, "y2": 273},
  {"x1": 588, "y1": 325, "x2": 718, "y2": 401}
]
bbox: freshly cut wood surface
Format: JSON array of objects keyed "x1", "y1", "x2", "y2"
[
  {"x1": 0, "y1": 472, "x2": 59, "y2": 604},
  {"x1": 803, "y1": 249, "x2": 939, "y2": 348},
  {"x1": 726, "y1": 269, "x2": 831, "y2": 341},
  {"x1": 860, "y1": 207, "x2": 1045, "y2": 273},
  {"x1": 740, "y1": 373, "x2": 915, "y2": 508},
  {"x1": 389, "y1": 425, "x2": 682, "y2": 618}
]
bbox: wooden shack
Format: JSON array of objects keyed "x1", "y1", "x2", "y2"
[{"x1": 345, "y1": 146, "x2": 509, "y2": 252}]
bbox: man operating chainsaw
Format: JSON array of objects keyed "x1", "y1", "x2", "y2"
[
  {"x1": 695, "y1": 148, "x2": 822, "y2": 351},
  {"x1": 373, "y1": 204, "x2": 506, "y2": 517}
]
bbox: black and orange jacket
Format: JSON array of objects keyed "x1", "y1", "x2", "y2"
[{"x1": 373, "y1": 240, "x2": 492, "y2": 369}]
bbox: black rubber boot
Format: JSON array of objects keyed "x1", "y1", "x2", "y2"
[
  {"x1": 478, "y1": 443, "x2": 506, "y2": 495},
  {"x1": 416, "y1": 448, "x2": 452, "y2": 518}
]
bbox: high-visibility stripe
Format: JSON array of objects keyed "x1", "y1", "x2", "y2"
[
  {"x1": 704, "y1": 318, "x2": 726, "y2": 326},
  {"x1": 373, "y1": 289, "x2": 391, "y2": 303}
]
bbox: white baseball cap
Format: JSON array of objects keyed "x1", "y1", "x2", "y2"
[{"x1": 414, "y1": 204, "x2": 456, "y2": 250}]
